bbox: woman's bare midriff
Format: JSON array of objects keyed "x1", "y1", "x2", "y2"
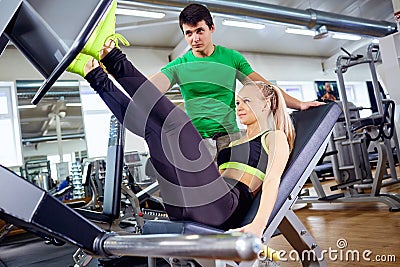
[{"x1": 220, "y1": 168, "x2": 263, "y2": 195}]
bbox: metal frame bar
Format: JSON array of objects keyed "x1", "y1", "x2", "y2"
[{"x1": 0, "y1": 0, "x2": 22, "y2": 55}]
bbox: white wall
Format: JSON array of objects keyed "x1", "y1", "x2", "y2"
[
  {"x1": 0, "y1": 81, "x2": 23, "y2": 167},
  {"x1": 0, "y1": 46, "x2": 377, "y2": 87},
  {"x1": 241, "y1": 52, "x2": 375, "y2": 82},
  {"x1": 0, "y1": 46, "x2": 375, "y2": 98},
  {"x1": 378, "y1": 33, "x2": 400, "y2": 145},
  {"x1": 23, "y1": 139, "x2": 87, "y2": 158},
  {"x1": 0, "y1": 47, "x2": 171, "y2": 80}
]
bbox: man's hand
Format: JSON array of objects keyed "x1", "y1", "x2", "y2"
[{"x1": 299, "y1": 100, "x2": 325, "y2": 111}]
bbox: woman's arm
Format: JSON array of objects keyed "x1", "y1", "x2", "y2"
[{"x1": 236, "y1": 130, "x2": 290, "y2": 237}]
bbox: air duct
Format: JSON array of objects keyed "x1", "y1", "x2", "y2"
[
  {"x1": 22, "y1": 133, "x2": 85, "y2": 145},
  {"x1": 121, "y1": 0, "x2": 397, "y2": 37},
  {"x1": 17, "y1": 91, "x2": 80, "y2": 97}
]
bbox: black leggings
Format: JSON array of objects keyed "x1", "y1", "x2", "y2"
[{"x1": 85, "y1": 48, "x2": 253, "y2": 229}]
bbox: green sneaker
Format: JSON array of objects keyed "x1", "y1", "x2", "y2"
[
  {"x1": 66, "y1": 53, "x2": 92, "y2": 77},
  {"x1": 81, "y1": 0, "x2": 129, "y2": 60},
  {"x1": 107, "y1": 33, "x2": 130, "y2": 49}
]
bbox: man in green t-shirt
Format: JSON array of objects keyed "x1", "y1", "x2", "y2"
[{"x1": 149, "y1": 3, "x2": 322, "y2": 157}]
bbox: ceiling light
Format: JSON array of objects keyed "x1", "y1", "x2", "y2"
[
  {"x1": 314, "y1": 25, "x2": 329, "y2": 39},
  {"x1": 115, "y1": 8, "x2": 165, "y2": 19},
  {"x1": 222, "y1": 19, "x2": 265, "y2": 30},
  {"x1": 18, "y1": 104, "x2": 36, "y2": 109},
  {"x1": 285, "y1": 27, "x2": 315, "y2": 36},
  {"x1": 332, "y1": 33, "x2": 362, "y2": 41}
]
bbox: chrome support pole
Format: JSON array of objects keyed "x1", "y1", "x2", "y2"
[{"x1": 103, "y1": 233, "x2": 261, "y2": 261}]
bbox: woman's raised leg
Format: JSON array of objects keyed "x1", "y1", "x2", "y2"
[{"x1": 82, "y1": 49, "x2": 241, "y2": 227}]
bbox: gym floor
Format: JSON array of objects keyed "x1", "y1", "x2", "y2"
[
  {"x1": 269, "y1": 165, "x2": 400, "y2": 266},
  {"x1": 0, "y1": 232, "x2": 171, "y2": 266},
  {"x1": 1, "y1": 168, "x2": 399, "y2": 266},
  {"x1": 0, "y1": 233, "x2": 81, "y2": 267}
]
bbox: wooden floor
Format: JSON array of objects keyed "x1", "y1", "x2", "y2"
[{"x1": 269, "y1": 166, "x2": 400, "y2": 266}]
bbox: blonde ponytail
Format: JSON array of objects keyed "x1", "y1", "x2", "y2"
[{"x1": 253, "y1": 81, "x2": 296, "y2": 151}]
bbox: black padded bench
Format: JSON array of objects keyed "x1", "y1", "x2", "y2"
[
  {"x1": 143, "y1": 102, "x2": 342, "y2": 266},
  {"x1": 350, "y1": 99, "x2": 394, "y2": 136}
]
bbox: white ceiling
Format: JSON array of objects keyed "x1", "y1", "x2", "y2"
[{"x1": 116, "y1": 0, "x2": 396, "y2": 59}]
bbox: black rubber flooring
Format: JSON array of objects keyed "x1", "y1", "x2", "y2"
[
  {"x1": 0, "y1": 233, "x2": 169, "y2": 267},
  {"x1": 0, "y1": 233, "x2": 79, "y2": 266}
]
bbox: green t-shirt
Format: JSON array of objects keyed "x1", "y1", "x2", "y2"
[{"x1": 161, "y1": 45, "x2": 254, "y2": 138}]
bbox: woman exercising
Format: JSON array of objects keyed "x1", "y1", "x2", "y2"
[{"x1": 66, "y1": 0, "x2": 295, "y2": 238}]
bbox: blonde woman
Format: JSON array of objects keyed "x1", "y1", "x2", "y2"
[{"x1": 218, "y1": 81, "x2": 295, "y2": 237}]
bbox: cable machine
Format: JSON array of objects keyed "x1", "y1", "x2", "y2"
[{"x1": 299, "y1": 43, "x2": 400, "y2": 211}]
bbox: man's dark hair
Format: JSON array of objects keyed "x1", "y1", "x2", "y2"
[{"x1": 179, "y1": 3, "x2": 214, "y2": 32}]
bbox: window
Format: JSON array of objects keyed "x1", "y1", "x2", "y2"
[{"x1": 0, "y1": 82, "x2": 23, "y2": 167}]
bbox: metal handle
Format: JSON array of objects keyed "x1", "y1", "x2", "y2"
[{"x1": 102, "y1": 232, "x2": 261, "y2": 261}]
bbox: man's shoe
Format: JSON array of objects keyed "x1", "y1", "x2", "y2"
[{"x1": 66, "y1": 53, "x2": 93, "y2": 77}]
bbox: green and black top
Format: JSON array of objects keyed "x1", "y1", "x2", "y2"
[{"x1": 217, "y1": 130, "x2": 270, "y2": 181}]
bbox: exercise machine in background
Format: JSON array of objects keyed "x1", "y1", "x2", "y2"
[
  {"x1": 75, "y1": 117, "x2": 166, "y2": 235},
  {"x1": 299, "y1": 44, "x2": 400, "y2": 211}
]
